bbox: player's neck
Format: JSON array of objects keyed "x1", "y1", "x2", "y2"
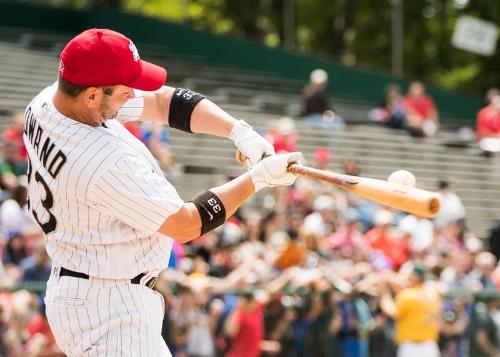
[{"x1": 53, "y1": 90, "x2": 95, "y2": 126}]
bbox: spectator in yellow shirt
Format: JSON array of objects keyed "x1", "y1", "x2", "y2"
[{"x1": 381, "y1": 264, "x2": 441, "y2": 357}]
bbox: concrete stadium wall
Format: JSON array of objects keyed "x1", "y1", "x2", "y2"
[{"x1": 0, "y1": 2, "x2": 482, "y2": 123}]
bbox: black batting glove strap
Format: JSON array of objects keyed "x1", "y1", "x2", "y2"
[
  {"x1": 168, "y1": 88, "x2": 205, "y2": 133},
  {"x1": 190, "y1": 190, "x2": 226, "y2": 235}
]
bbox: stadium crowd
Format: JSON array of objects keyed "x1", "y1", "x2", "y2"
[
  {"x1": 0, "y1": 110, "x2": 500, "y2": 357},
  {"x1": 368, "y1": 81, "x2": 440, "y2": 138}
]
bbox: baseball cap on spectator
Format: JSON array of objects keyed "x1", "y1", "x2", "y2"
[
  {"x1": 374, "y1": 209, "x2": 393, "y2": 226},
  {"x1": 277, "y1": 117, "x2": 296, "y2": 135},
  {"x1": 269, "y1": 231, "x2": 290, "y2": 251},
  {"x1": 438, "y1": 180, "x2": 452, "y2": 190},
  {"x1": 398, "y1": 214, "x2": 417, "y2": 234},
  {"x1": 474, "y1": 252, "x2": 496, "y2": 273},
  {"x1": 234, "y1": 287, "x2": 256, "y2": 300},
  {"x1": 412, "y1": 264, "x2": 427, "y2": 281},
  {"x1": 310, "y1": 69, "x2": 328, "y2": 84},
  {"x1": 313, "y1": 195, "x2": 336, "y2": 211},
  {"x1": 465, "y1": 232, "x2": 483, "y2": 253},
  {"x1": 60, "y1": 29, "x2": 167, "y2": 91},
  {"x1": 474, "y1": 289, "x2": 500, "y2": 302}
]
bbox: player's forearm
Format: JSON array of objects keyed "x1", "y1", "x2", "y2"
[
  {"x1": 159, "y1": 173, "x2": 255, "y2": 242},
  {"x1": 159, "y1": 153, "x2": 299, "y2": 242},
  {"x1": 209, "y1": 172, "x2": 255, "y2": 216},
  {"x1": 189, "y1": 98, "x2": 238, "y2": 138}
]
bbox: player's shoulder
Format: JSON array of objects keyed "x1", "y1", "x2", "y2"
[
  {"x1": 27, "y1": 82, "x2": 57, "y2": 112},
  {"x1": 85, "y1": 124, "x2": 130, "y2": 156},
  {"x1": 87, "y1": 121, "x2": 144, "y2": 164}
]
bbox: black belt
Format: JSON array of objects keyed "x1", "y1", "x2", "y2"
[{"x1": 58, "y1": 267, "x2": 158, "y2": 289}]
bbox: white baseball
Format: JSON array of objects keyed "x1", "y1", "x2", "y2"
[{"x1": 387, "y1": 170, "x2": 416, "y2": 187}]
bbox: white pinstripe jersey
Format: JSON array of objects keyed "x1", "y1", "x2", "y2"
[{"x1": 24, "y1": 83, "x2": 183, "y2": 279}]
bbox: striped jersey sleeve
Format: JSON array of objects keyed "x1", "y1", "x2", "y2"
[
  {"x1": 88, "y1": 154, "x2": 184, "y2": 234},
  {"x1": 116, "y1": 89, "x2": 144, "y2": 123}
]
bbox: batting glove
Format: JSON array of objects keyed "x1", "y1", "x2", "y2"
[
  {"x1": 229, "y1": 120, "x2": 275, "y2": 168},
  {"x1": 249, "y1": 152, "x2": 304, "y2": 192}
]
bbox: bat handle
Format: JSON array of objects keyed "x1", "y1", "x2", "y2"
[
  {"x1": 235, "y1": 150, "x2": 247, "y2": 165},
  {"x1": 287, "y1": 163, "x2": 301, "y2": 174},
  {"x1": 235, "y1": 150, "x2": 272, "y2": 165},
  {"x1": 236, "y1": 151, "x2": 302, "y2": 174}
]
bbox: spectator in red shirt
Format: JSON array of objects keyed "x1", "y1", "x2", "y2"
[
  {"x1": 404, "y1": 81, "x2": 439, "y2": 137},
  {"x1": 365, "y1": 210, "x2": 409, "y2": 269},
  {"x1": 476, "y1": 94, "x2": 500, "y2": 154},
  {"x1": 225, "y1": 291, "x2": 264, "y2": 357},
  {"x1": 27, "y1": 307, "x2": 65, "y2": 357},
  {"x1": 3, "y1": 111, "x2": 27, "y2": 161},
  {"x1": 267, "y1": 117, "x2": 298, "y2": 154}
]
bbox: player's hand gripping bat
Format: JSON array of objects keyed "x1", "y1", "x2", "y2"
[{"x1": 236, "y1": 151, "x2": 440, "y2": 218}]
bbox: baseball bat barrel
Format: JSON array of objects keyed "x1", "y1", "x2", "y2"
[
  {"x1": 236, "y1": 150, "x2": 440, "y2": 218},
  {"x1": 288, "y1": 164, "x2": 440, "y2": 218}
]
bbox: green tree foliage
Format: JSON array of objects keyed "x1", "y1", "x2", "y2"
[{"x1": 105, "y1": 0, "x2": 499, "y2": 96}]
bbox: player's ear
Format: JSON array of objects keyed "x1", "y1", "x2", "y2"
[{"x1": 83, "y1": 87, "x2": 101, "y2": 108}]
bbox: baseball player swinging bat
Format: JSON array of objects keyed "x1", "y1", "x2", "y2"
[{"x1": 236, "y1": 151, "x2": 440, "y2": 218}]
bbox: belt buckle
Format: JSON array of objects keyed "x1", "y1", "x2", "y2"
[{"x1": 146, "y1": 276, "x2": 158, "y2": 289}]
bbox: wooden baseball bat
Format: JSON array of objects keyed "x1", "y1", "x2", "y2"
[{"x1": 236, "y1": 151, "x2": 440, "y2": 218}]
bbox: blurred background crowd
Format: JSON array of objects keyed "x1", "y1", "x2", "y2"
[
  {"x1": 0, "y1": 0, "x2": 499, "y2": 356},
  {"x1": 1, "y1": 86, "x2": 500, "y2": 356}
]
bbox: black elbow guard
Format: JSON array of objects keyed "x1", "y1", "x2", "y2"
[
  {"x1": 168, "y1": 88, "x2": 205, "y2": 133},
  {"x1": 190, "y1": 190, "x2": 226, "y2": 235}
]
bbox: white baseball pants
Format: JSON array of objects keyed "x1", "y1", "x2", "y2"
[
  {"x1": 397, "y1": 341, "x2": 440, "y2": 357},
  {"x1": 45, "y1": 269, "x2": 171, "y2": 356}
]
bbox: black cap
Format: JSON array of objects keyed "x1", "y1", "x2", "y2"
[
  {"x1": 475, "y1": 289, "x2": 500, "y2": 302},
  {"x1": 412, "y1": 264, "x2": 426, "y2": 281},
  {"x1": 438, "y1": 180, "x2": 450, "y2": 190},
  {"x1": 234, "y1": 287, "x2": 255, "y2": 299}
]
